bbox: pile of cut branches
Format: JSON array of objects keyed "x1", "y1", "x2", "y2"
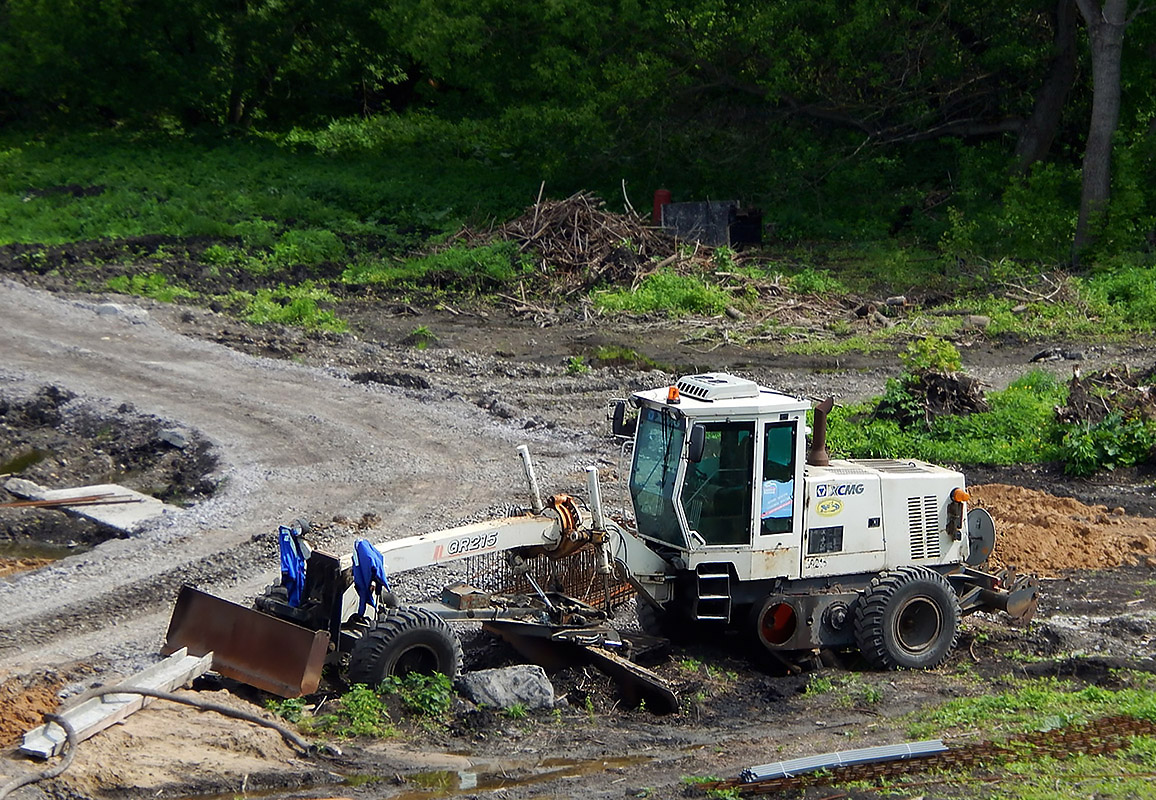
[
  {"x1": 458, "y1": 191, "x2": 677, "y2": 291},
  {"x1": 1056, "y1": 366, "x2": 1156, "y2": 426},
  {"x1": 875, "y1": 370, "x2": 990, "y2": 427}
]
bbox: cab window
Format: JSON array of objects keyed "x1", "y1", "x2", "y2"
[
  {"x1": 681, "y1": 422, "x2": 754, "y2": 545},
  {"x1": 761, "y1": 421, "x2": 797, "y2": 534}
]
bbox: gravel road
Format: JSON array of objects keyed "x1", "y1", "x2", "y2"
[{"x1": 0, "y1": 280, "x2": 600, "y2": 676}]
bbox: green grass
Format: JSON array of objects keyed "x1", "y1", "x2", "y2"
[
  {"x1": 106, "y1": 272, "x2": 197, "y2": 302},
  {"x1": 223, "y1": 282, "x2": 347, "y2": 332},
  {"x1": 0, "y1": 128, "x2": 535, "y2": 247},
  {"x1": 906, "y1": 675, "x2": 1156, "y2": 740},
  {"x1": 828, "y1": 370, "x2": 1068, "y2": 465},
  {"x1": 595, "y1": 271, "x2": 730, "y2": 316},
  {"x1": 7, "y1": 129, "x2": 1156, "y2": 344}
]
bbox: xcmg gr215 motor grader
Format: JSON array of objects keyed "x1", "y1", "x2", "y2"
[{"x1": 166, "y1": 373, "x2": 1038, "y2": 709}]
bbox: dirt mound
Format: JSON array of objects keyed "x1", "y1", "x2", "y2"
[
  {"x1": 48, "y1": 689, "x2": 326, "y2": 798},
  {"x1": 971, "y1": 483, "x2": 1156, "y2": 575},
  {"x1": 0, "y1": 672, "x2": 62, "y2": 746}
]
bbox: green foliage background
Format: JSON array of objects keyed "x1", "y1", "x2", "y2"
[{"x1": 1, "y1": 0, "x2": 1154, "y2": 273}]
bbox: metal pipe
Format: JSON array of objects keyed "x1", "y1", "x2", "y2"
[
  {"x1": 807, "y1": 397, "x2": 835, "y2": 467},
  {"x1": 586, "y1": 466, "x2": 606, "y2": 530},
  {"x1": 517, "y1": 445, "x2": 545, "y2": 514}
]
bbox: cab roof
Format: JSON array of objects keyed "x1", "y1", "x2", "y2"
[{"x1": 633, "y1": 372, "x2": 810, "y2": 417}]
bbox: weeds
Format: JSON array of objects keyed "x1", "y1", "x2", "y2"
[
  {"x1": 264, "y1": 696, "x2": 306, "y2": 723},
  {"x1": 595, "y1": 271, "x2": 730, "y2": 316},
  {"x1": 504, "y1": 703, "x2": 528, "y2": 720},
  {"x1": 226, "y1": 282, "x2": 347, "y2": 332},
  {"x1": 307, "y1": 683, "x2": 396, "y2": 738},
  {"x1": 106, "y1": 273, "x2": 197, "y2": 303},
  {"x1": 565, "y1": 355, "x2": 590, "y2": 375},
  {"x1": 406, "y1": 324, "x2": 436, "y2": 349},
  {"x1": 379, "y1": 672, "x2": 453, "y2": 718}
]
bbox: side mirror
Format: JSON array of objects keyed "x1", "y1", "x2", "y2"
[
  {"x1": 688, "y1": 424, "x2": 705, "y2": 463},
  {"x1": 611, "y1": 400, "x2": 636, "y2": 437}
]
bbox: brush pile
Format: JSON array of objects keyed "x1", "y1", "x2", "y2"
[
  {"x1": 460, "y1": 191, "x2": 677, "y2": 292},
  {"x1": 874, "y1": 371, "x2": 989, "y2": 427},
  {"x1": 1055, "y1": 366, "x2": 1156, "y2": 426}
]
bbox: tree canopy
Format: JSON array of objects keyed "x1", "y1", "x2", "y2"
[{"x1": 1, "y1": 0, "x2": 1153, "y2": 265}]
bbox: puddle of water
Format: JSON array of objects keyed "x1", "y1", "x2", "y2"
[
  {"x1": 0, "y1": 540, "x2": 84, "y2": 560},
  {"x1": 0, "y1": 448, "x2": 52, "y2": 475},
  {"x1": 386, "y1": 754, "x2": 652, "y2": 800}
]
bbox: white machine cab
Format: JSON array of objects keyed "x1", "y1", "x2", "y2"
[{"x1": 624, "y1": 373, "x2": 968, "y2": 583}]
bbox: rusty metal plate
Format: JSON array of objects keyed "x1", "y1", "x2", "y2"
[{"x1": 164, "y1": 585, "x2": 329, "y2": 697}]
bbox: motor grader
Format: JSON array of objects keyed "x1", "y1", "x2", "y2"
[{"x1": 167, "y1": 373, "x2": 1038, "y2": 711}]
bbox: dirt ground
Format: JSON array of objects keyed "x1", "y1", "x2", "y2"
[{"x1": 2, "y1": 260, "x2": 1156, "y2": 800}]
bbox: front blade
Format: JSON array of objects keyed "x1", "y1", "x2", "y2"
[{"x1": 164, "y1": 585, "x2": 329, "y2": 697}]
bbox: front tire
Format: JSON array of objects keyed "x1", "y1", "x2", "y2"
[
  {"x1": 347, "y1": 606, "x2": 463, "y2": 686},
  {"x1": 854, "y1": 566, "x2": 960, "y2": 670}
]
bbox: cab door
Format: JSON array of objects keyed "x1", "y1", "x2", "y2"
[{"x1": 752, "y1": 419, "x2": 802, "y2": 580}]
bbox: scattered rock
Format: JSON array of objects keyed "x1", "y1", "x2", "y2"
[
  {"x1": 350, "y1": 370, "x2": 431, "y2": 390},
  {"x1": 459, "y1": 665, "x2": 555, "y2": 711}
]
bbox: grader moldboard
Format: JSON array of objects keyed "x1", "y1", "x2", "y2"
[{"x1": 166, "y1": 373, "x2": 1039, "y2": 713}]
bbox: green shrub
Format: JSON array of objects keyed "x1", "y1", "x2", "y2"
[
  {"x1": 1060, "y1": 413, "x2": 1156, "y2": 476},
  {"x1": 829, "y1": 371, "x2": 1067, "y2": 466},
  {"x1": 595, "y1": 271, "x2": 730, "y2": 315},
  {"x1": 309, "y1": 684, "x2": 395, "y2": 738},
  {"x1": 787, "y1": 267, "x2": 846, "y2": 295},
  {"x1": 899, "y1": 336, "x2": 961, "y2": 373},
  {"x1": 271, "y1": 229, "x2": 346, "y2": 267}
]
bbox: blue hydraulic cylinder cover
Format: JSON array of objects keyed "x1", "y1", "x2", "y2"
[
  {"x1": 278, "y1": 525, "x2": 309, "y2": 607},
  {"x1": 352, "y1": 538, "x2": 391, "y2": 617}
]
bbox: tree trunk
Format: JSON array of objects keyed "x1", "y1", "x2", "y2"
[
  {"x1": 1015, "y1": 0, "x2": 1079, "y2": 171},
  {"x1": 1073, "y1": 0, "x2": 1131, "y2": 261}
]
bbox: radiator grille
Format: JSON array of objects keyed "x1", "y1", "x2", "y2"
[{"x1": 906, "y1": 495, "x2": 942, "y2": 560}]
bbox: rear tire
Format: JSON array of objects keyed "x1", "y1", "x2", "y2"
[
  {"x1": 347, "y1": 606, "x2": 463, "y2": 686},
  {"x1": 635, "y1": 596, "x2": 699, "y2": 643},
  {"x1": 854, "y1": 566, "x2": 960, "y2": 670}
]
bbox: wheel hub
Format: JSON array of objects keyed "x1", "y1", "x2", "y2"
[{"x1": 895, "y1": 596, "x2": 942, "y2": 654}]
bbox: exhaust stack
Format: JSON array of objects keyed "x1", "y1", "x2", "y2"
[{"x1": 807, "y1": 397, "x2": 835, "y2": 467}]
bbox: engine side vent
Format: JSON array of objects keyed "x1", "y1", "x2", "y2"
[
  {"x1": 676, "y1": 373, "x2": 760, "y2": 402},
  {"x1": 855, "y1": 459, "x2": 930, "y2": 474},
  {"x1": 906, "y1": 495, "x2": 943, "y2": 560},
  {"x1": 822, "y1": 466, "x2": 873, "y2": 475}
]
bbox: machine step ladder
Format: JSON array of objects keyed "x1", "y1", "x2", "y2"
[{"x1": 693, "y1": 563, "x2": 732, "y2": 622}]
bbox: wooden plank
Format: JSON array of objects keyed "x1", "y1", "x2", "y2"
[{"x1": 20, "y1": 648, "x2": 213, "y2": 759}]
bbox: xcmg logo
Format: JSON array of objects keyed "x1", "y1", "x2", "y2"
[{"x1": 815, "y1": 483, "x2": 865, "y2": 498}]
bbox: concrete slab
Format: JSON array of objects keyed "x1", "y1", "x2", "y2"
[
  {"x1": 4, "y1": 478, "x2": 180, "y2": 534},
  {"x1": 20, "y1": 648, "x2": 213, "y2": 758}
]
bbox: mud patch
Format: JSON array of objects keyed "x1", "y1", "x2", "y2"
[{"x1": 0, "y1": 384, "x2": 219, "y2": 552}]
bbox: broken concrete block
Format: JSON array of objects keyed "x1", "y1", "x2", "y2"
[{"x1": 459, "y1": 665, "x2": 555, "y2": 711}]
